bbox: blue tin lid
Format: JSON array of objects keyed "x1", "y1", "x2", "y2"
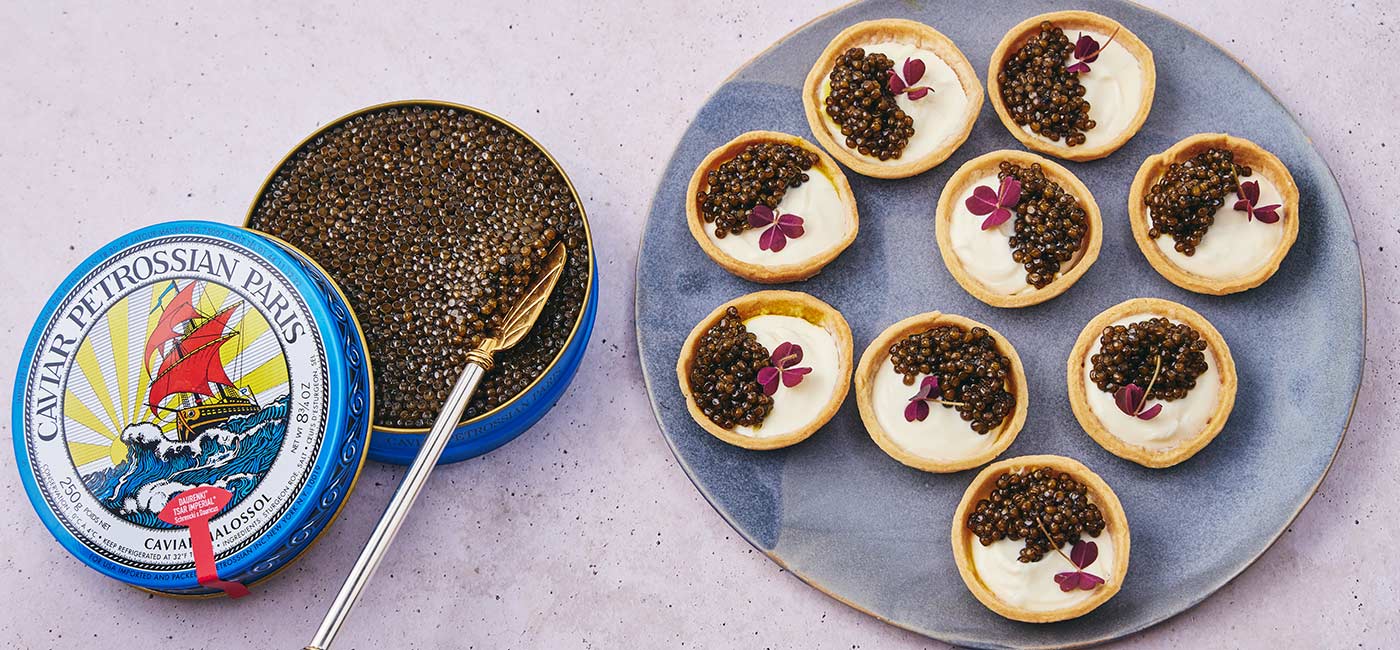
[{"x1": 12, "y1": 220, "x2": 371, "y2": 595}]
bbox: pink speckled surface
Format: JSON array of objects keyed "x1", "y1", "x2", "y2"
[{"x1": 0, "y1": 1, "x2": 1393, "y2": 648}]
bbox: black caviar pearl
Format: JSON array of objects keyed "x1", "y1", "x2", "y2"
[
  {"x1": 999, "y1": 161, "x2": 1088, "y2": 288},
  {"x1": 999, "y1": 22, "x2": 1094, "y2": 147},
  {"x1": 697, "y1": 142, "x2": 818, "y2": 237},
  {"x1": 688, "y1": 307, "x2": 773, "y2": 429},
  {"x1": 824, "y1": 48, "x2": 916, "y2": 161},
  {"x1": 1089, "y1": 317, "x2": 1209, "y2": 400},
  {"x1": 1144, "y1": 147, "x2": 1250, "y2": 255},
  {"x1": 888, "y1": 324, "x2": 1014, "y2": 434},
  {"x1": 248, "y1": 104, "x2": 589, "y2": 428},
  {"x1": 967, "y1": 467, "x2": 1106, "y2": 562}
]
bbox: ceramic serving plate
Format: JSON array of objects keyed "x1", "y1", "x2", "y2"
[{"x1": 635, "y1": 0, "x2": 1362, "y2": 647}]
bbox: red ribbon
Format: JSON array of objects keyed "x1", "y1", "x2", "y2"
[{"x1": 158, "y1": 486, "x2": 250, "y2": 598}]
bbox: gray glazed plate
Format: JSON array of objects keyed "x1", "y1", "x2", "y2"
[{"x1": 634, "y1": 1, "x2": 1364, "y2": 647}]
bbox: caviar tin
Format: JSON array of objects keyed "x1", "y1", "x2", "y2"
[
  {"x1": 12, "y1": 220, "x2": 371, "y2": 596},
  {"x1": 244, "y1": 100, "x2": 597, "y2": 466}
]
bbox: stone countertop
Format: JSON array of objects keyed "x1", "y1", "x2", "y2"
[{"x1": 0, "y1": 1, "x2": 1394, "y2": 647}]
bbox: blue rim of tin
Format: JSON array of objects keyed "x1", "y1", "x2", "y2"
[
  {"x1": 366, "y1": 262, "x2": 597, "y2": 465},
  {"x1": 12, "y1": 220, "x2": 371, "y2": 595},
  {"x1": 243, "y1": 99, "x2": 597, "y2": 465}
]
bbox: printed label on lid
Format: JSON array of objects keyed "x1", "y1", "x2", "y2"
[{"x1": 18, "y1": 234, "x2": 330, "y2": 572}]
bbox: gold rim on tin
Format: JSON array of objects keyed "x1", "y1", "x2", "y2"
[{"x1": 241, "y1": 99, "x2": 596, "y2": 435}]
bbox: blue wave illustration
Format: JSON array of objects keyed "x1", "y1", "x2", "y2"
[{"x1": 79, "y1": 395, "x2": 289, "y2": 529}]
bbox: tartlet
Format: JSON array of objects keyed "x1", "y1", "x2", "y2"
[
  {"x1": 802, "y1": 19, "x2": 983, "y2": 178},
  {"x1": 935, "y1": 149, "x2": 1103, "y2": 308},
  {"x1": 686, "y1": 131, "x2": 859, "y2": 283},
  {"x1": 1067, "y1": 298, "x2": 1237, "y2": 468},
  {"x1": 1129, "y1": 133, "x2": 1300, "y2": 295},
  {"x1": 855, "y1": 312, "x2": 1027, "y2": 472},
  {"x1": 952, "y1": 455, "x2": 1130, "y2": 623},
  {"x1": 677, "y1": 290, "x2": 853, "y2": 450},
  {"x1": 988, "y1": 11, "x2": 1156, "y2": 161}
]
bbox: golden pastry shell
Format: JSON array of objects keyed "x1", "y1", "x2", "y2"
[
  {"x1": 676, "y1": 290, "x2": 853, "y2": 450},
  {"x1": 1066, "y1": 297, "x2": 1238, "y2": 468},
  {"x1": 802, "y1": 19, "x2": 983, "y2": 178},
  {"x1": 952, "y1": 454, "x2": 1131, "y2": 623},
  {"x1": 685, "y1": 131, "x2": 859, "y2": 284},
  {"x1": 855, "y1": 312, "x2": 1027, "y2": 472},
  {"x1": 935, "y1": 149, "x2": 1103, "y2": 308},
  {"x1": 1128, "y1": 133, "x2": 1300, "y2": 295}
]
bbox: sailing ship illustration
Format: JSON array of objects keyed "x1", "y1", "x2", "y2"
[{"x1": 143, "y1": 281, "x2": 259, "y2": 442}]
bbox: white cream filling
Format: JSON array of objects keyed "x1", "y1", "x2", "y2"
[
  {"x1": 705, "y1": 168, "x2": 848, "y2": 266},
  {"x1": 949, "y1": 173, "x2": 1034, "y2": 295},
  {"x1": 734, "y1": 314, "x2": 841, "y2": 439},
  {"x1": 1020, "y1": 29, "x2": 1144, "y2": 150},
  {"x1": 1154, "y1": 174, "x2": 1286, "y2": 280},
  {"x1": 870, "y1": 362, "x2": 999, "y2": 461},
  {"x1": 1083, "y1": 314, "x2": 1221, "y2": 451},
  {"x1": 972, "y1": 529, "x2": 1116, "y2": 612},
  {"x1": 820, "y1": 42, "x2": 971, "y2": 162}
]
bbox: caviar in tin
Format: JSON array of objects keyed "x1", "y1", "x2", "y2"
[{"x1": 249, "y1": 105, "x2": 589, "y2": 429}]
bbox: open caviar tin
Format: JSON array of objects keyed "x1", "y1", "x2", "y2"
[
  {"x1": 12, "y1": 220, "x2": 372, "y2": 596},
  {"x1": 243, "y1": 100, "x2": 597, "y2": 465}
]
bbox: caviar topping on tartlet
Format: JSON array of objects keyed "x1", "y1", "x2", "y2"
[
  {"x1": 988, "y1": 11, "x2": 1155, "y2": 161},
  {"x1": 1067, "y1": 298, "x2": 1237, "y2": 468},
  {"x1": 802, "y1": 19, "x2": 983, "y2": 178},
  {"x1": 936, "y1": 150, "x2": 1103, "y2": 307},
  {"x1": 1129, "y1": 133, "x2": 1300, "y2": 295},
  {"x1": 685, "y1": 131, "x2": 858, "y2": 283},
  {"x1": 677, "y1": 291, "x2": 853, "y2": 450},
  {"x1": 953, "y1": 455, "x2": 1130, "y2": 623},
  {"x1": 855, "y1": 312, "x2": 1027, "y2": 472}
]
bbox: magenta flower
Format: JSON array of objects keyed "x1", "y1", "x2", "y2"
[
  {"x1": 1066, "y1": 27, "x2": 1119, "y2": 74},
  {"x1": 1233, "y1": 180, "x2": 1282, "y2": 223},
  {"x1": 965, "y1": 175, "x2": 1022, "y2": 230},
  {"x1": 1053, "y1": 540, "x2": 1106, "y2": 592},
  {"x1": 757, "y1": 341, "x2": 812, "y2": 396},
  {"x1": 1112, "y1": 383, "x2": 1162, "y2": 420},
  {"x1": 748, "y1": 204, "x2": 805, "y2": 252},
  {"x1": 887, "y1": 57, "x2": 932, "y2": 100}
]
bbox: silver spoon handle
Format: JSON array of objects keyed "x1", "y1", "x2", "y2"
[{"x1": 305, "y1": 360, "x2": 487, "y2": 650}]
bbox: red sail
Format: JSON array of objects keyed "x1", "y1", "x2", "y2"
[
  {"x1": 147, "y1": 335, "x2": 236, "y2": 416},
  {"x1": 154, "y1": 306, "x2": 236, "y2": 379},
  {"x1": 144, "y1": 282, "x2": 198, "y2": 373}
]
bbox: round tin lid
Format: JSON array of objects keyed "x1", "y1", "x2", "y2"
[{"x1": 12, "y1": 220, "x2": 370, "y2": 593}]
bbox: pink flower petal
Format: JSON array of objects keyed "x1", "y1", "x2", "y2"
[
  {"x1": 1070, "y1": 540, "x2": 1098, "y2": 569},
  {"x1": 1254, "y1": 205, "x2": 1282, "y2": 224},
  {"x1": 920, "y1": 375, "x2": 939, "y2": 397},
  {"x1": 782, "y1": 343, "x2": 804, "y2": 367},
  {"x1": 1076, "y1": 572, "x2": 1105, "y2": 590},
  {"x1": 1065, "y1": 61, "x2": 1091, "y2": 74},
  {"x1": 905, "y1": 86, "x2": 930, "y2": 100},
  {"x1": 770, "y1": 341, "x2": 794, "y2": 365},
  {"x1": 1074, "y1": 33, "x2": 1101, "y2": 62},
  {"x1": 776, "y1": 213, "x2": 805, "y2": 238},
  {"x1": 1239, "y1": 180, "x2": 1260, "y2": 205},
  {"x1": 998, "y1": 176, "x2": 1022, "y2": 209},
  {"x1": 887, "y1": 70, "x2": 906, "y2": 94},
  {"x1": 782, "y1": 366, "x2": 812, "y2": 387},
  {"x1": 1114, "y1": 384, "x2": 1143, "y2": 416},
  {"x1": 981, "y1": 207, "x2": 1012, "y2": 230},
  {"x1": 748, "y1": 204, "x2": 774, "y2": 228},
  {"x1": 1137, "y1": 402, "x2": 1163, "y2": 420},
  {"x1": 1054, "y1": 571, "x2": 1079, "y2": 592},
  {"x1": 904, "y1": 58, "x2": 926, "y2": 86},
  {"x1": 904, "y1": 399, "x2": 929, "y2": 422},
  {"x1": 757, "y1": 367, "x2": 780, "y2": 396},
  {"x1": 759, "y1": 225, "x2": 786, "y2": 252},
  {"x1": 1233, "y1": 198, "x2": 1252, "y2": 215},
  {"x1": 966, "y1": 185, "x2": 1000, "y2": 216}
]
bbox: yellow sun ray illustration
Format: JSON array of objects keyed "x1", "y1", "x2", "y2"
[
  {"x1": 73, "y1": 340, "x2": 121, "y2": 438},
  {"x1": 67, "y1": 441, "x2": 113, "y2": 467},
  {"x1": 239, "y1": 353, "x2": 291, "y2": 396},
  {"x1": 199, "y1": 282, "x2": 231, "y2": 316},
  {"x1": 105, "y1": 294, "x2": 132, "y2": 430},
  {"x1": 64, "y1": 389, "x2": 116, "y2": 442}
]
